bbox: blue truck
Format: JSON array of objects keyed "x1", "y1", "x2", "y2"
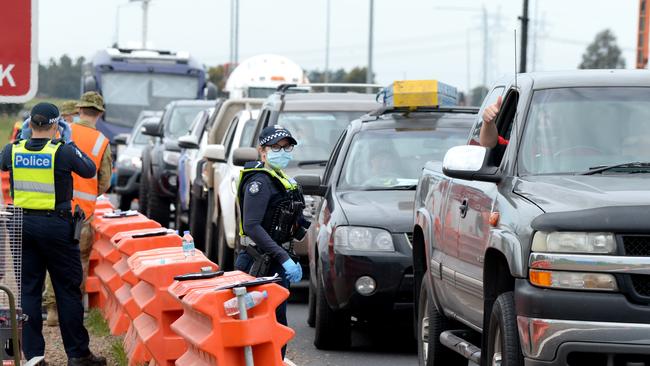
[{"x1": 81, "y1": 47, "x2": 217, "y2": 140}]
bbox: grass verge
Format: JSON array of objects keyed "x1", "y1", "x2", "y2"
[{"x1": 85, "y1": 308, "x2": 128, "y2": 366}]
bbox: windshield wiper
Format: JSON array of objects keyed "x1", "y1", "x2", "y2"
[
  {"x1": 580, "y1": 162, "x2": 650, "y2": 175},
  {"x1": 362, "y1": 185, "x2": 417, "y2": 191},
  {"x1": 297, "y1": 160, "x2": 328, "y2": 167}
]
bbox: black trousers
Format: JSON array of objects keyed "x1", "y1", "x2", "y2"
[
  {"x1": 235, "y1": 250, "x2": 289, "y2": 358},
  {"x1": 21, "y1": 214, "x2": 90, "y2": 359}
]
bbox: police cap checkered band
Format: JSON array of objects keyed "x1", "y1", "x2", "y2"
[{"x1": 258, "y1": 126, "x2": 298, "y2": 146}]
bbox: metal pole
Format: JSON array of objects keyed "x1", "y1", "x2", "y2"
[
  {"x1": 229, "y1": 0, "x2": 234, "y2": 68},
  {"x1": 367, "y1": 0, "x2": 374, "y2": 85},
  {"x1": 466, "y1": 29, "x2": 471, "y2": 97},
  {"x1": 141, "y1": 0, "x2": 150, "y2": 49},
  {"x1": 233, "y1": 287, "x2": 254, "y2": 366},
  {"x1": 519, "y1": 0, "x2": 529, "y2": 72},
  {"x1": 114, "y1": 6, "x2": 121, "y2": 47},
  {"x1": 234, "y1": 0, "x2": 240, "y2": 64},
  {"x1": 0, "y1": 285, "x2": 21, "y2": 366},
  {"x1": 324, "y1": 0, "x2": 331, "y2": 91},
  {"x1": 482, "y1": 5, "x2": 488, "y2": 87}
]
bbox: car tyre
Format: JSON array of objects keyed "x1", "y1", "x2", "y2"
[
  {"x1": 174, "y1": 194, "x2": 188, "y2": 233},
  {"x1": 417, "y1": 278, "x2": 465, "y2": 366},
  {"x1": 204, "y1": 190, "x2": 216, "y2": 261},
  {"x1": 486, "y1": 292, "x2": 523, "y2": 366},
  {"x1": 314, "y1": 265, "x2": 350, "y2": 350},
  {"x1": 188, "y1": 191, "x2": 207, "y2": 252},
  {"x1": 118, "y1": 193, "x2": 133, "y2": 211},
  {"x1": 216, "y1": 214, "x2": 233, "y2": 270},
  {"x1": 147, "y1": 189, "x2": 172, "y2": 227},
  {"x1": 138, "y1": 164, "x2": 150, "y2": 214}
]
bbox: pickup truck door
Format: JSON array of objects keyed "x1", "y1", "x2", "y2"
[{"x1": 455, "y1": 181, "x2": 498, "y2": 326}]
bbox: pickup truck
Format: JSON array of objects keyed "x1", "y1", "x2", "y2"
[{"x1": 413, "y1": 70, "x2": 650, "y2": 366}]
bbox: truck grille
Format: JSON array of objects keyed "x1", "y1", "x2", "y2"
[
  {"x1": 622, "y1": 235, "x2": 650, "y2": 256},
  {"x1": 630, "y1": 275, "x2": 650, "y2": 297}
]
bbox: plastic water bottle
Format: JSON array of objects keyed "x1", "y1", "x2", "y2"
[
  {"x1": 182, "y1": 230, "x2": 195, "y2": 258},
  {"x1": 223, "y1": 291, "x2": 268, "y2": 317}
]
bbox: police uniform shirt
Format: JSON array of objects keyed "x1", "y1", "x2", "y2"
[
  {"x1": 0, "y1": 139, "x2": 97, "y2": 210},
  {"x1": 242, "y1": 172, "x2": 294, "y2": 264}
]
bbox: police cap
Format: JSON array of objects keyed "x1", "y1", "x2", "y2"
[
  {"x1": 76, "y1": 91, "x2": 105, "y2": 112},
  {"x1": 258, "y1": 125, "x2": 298, "y2": 146},
  {"x1": 30, "y1": 103, "x2": 60, "y2": 126}
]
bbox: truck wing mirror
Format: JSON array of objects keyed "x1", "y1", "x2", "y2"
[
  {"x1": 442, "y1": 145, "x2": 501, "y2": 183},
  {"x1": 141, "y1": 120, "x2": 163, "y2": 138},
  {"x1": 203, "y1": 144, "x2": 226, "y2": 162},
  {"x1": 178, "y1": 135, "x2": 200, "y2": 149},
  {"x1": 232, "y1": 147, "x2": 259, "y2": 166},
  {"x1": 113, "y1": 133, "x2": 129, "y2": 145}
]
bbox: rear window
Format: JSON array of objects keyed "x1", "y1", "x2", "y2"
[{"x1": 277, "y1": 111, "x2": 363, "y2": 163}]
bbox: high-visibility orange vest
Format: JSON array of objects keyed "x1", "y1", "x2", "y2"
[{"x1": 70, "y1": 123, "x2": 109, "y2": 219}]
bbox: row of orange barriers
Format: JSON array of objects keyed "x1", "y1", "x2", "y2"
[{"x1": 86, "y1": 198, "x2": 294, "y2": 366}]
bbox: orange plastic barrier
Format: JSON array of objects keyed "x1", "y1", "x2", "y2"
[
  {"x1": 0, "y1": 171, "x2": 11, "y2": 205},
  {"x1": 124, "y1": 247, "x2": 217, "y2": 366},
  {"x1": 171, "y1": 273, "x2": 294, "y2": 366},
  {"x1": 109, "y1": 228, "x2": 181, "y2": 335},
  {"x1": 87, "y1": 212, "x2": 160, "y2": 309},
  {"x1": 85, "y1": 201, "x2": 115, "y2": 306}
]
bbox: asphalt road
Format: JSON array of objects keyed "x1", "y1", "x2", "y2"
[{"x1": 285, "y1": 296, "x2": 417, "y2": 366}]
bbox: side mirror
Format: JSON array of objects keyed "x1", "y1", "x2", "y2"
[
  {"x1": 203, "y1": 144, "x2": 226, "y2": 162},
  {"x1": 113, "y1": 133, "x2": 129, "y2": 145},
  {"x1": 294, "y1": 174, "x2": 327, "y2": 196},
  {"x1": 141, "y1": 120, "x2": 162, "y2": 137},
  {"x1": 83, "y1": 75, "x2": 97, "y2": 92},
  {"x1": 206, "y1": 82, "x2": 219, "y2": 100},
  {"x1": 442, "y1": 145, "x2": 501, "y2": 182},
  {"x1": 178, "y1": 135, "x2": 200, "y2": 149},
  {"x1": 232, "y1": 147, "x2": 259, "y2": 167}
]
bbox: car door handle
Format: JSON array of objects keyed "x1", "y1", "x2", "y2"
[{"x1": 459, "y1": 199, "x2": 468, "y2": 218}]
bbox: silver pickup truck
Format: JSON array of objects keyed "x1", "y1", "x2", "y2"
[{"x1": 412, "y1": 70, "x2": 650, "y2": 366}]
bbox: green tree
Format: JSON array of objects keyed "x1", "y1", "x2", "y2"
[
  {"x1": 579, "y1": 29, "x2": 626, "y2": 69},
  {"x1": 38, "y1": 55, "x2": 85, "y2": 98},
  {"x1": 207, "y1": 64, "x2": 227, "y2": 93}
]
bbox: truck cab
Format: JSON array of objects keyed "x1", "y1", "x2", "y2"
[{"x1": 413, "y1": 70, "x2": 650, "y2": 366}]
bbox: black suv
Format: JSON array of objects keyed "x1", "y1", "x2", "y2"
[
  {"x1": 298, "y1": 104, "x2": 477, "y2": 350},
  {"x1": 139, "y1": 99, "x2": 213, "y2": 225}
]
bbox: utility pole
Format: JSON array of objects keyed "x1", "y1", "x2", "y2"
[
  {"x1": 466, "y1": 29, "x2": 471, "y2": 95},
  {"x1": 324, "y1": 0, "x2": 331, "y2": 90},
  {"x1": 234, "y1": 0, "x2": 240, "y2": 64},
  {"x1": 367, "y1": 0, "x2": 374, "y2": 85},
  {"x1": 141, "y1": 0, "x2": 150, "y2": 49},
  {"x1": 482, "y1": 5, "x2": 488, "y2": 87},
  {"x1": 519, "y1": 0, "x2": 529, "y2": 72}
]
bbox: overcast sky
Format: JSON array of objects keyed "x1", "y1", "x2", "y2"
[{"x1": 39, "y1": 0, "x2": 638, "y2": 92}]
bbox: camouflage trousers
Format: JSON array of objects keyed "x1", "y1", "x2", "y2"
[{"x1": 42, "y1": 219, "x2": 94, "y2": 307}]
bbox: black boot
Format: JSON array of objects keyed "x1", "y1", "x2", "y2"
[{"x1": 67, "y1": 352, "x2": 107, "y2": 366}]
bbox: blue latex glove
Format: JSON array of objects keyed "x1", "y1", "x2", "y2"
[
  {"x1": 19, "y1": 118, "x2": 71, "y2": 143},
  {"x1": 281, "y1": 259, "x2": 303, "y2": 283},
  {"x1": 19, "y1": 120, "x2": 31, "y2": 140}
]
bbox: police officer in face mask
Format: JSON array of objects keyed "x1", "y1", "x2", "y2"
[{"x1": 235, "y1": 125, "x2": 310, "y2": 358}]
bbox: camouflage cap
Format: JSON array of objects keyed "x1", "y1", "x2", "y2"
[
  {"x1": 76, "y1": 91, "x2": 105, "y2": 112},
  {"x1": 59, "y1": 100, "x2": 79, "y2": 116}
]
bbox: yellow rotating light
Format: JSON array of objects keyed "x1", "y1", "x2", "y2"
[{"x1": 382, "y1": 79, "x2": 458, "y2": 109}]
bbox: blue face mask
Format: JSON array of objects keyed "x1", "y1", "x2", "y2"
[
  {"x1": 267, "y1": 149, "x2": 293, "y2": 170},
  {"x1": 72, "y1": 115, "x2": 80, "y2": 123}
]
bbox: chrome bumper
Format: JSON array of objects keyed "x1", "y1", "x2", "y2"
[{"x1": 517, "y1": 316, "x2": 650, "y2": 361}]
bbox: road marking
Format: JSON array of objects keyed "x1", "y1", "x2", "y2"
[{"x1": 285, "y1": 358, "x2": 298, "y2": 366}]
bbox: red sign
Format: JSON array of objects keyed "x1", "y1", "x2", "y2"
[{"x1": 0, "y1": 0, "x2": 38, "y2": 102}]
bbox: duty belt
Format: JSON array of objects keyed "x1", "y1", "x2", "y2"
[
  {"x1": 23, "y1": 208, "x2": 73, "y2": 218},
  {"x1": 241, "y1": 236, "x2": 291, "y2": 251}
]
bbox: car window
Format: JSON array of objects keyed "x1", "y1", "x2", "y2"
[
  {"x1": 166, "y1": 106, "x2": 208, "y2": 139},
  {"x1": 223, "y1": 117, "x2": 239, "y2": 157},
  {"x1": 323, "y1": 131, "x2": 347, "y2": 185},
  {"x1": 277, "y1": 111, "x2": 361, "y2": 163},
  {"x1": 239, "y1": 119, "x2": 257, "y2": 148},
  {"x1": 338, "y1": 128, "x2": 468, "y2": 190},
  {"x1": 519, "y1": 87, "x2": 650, "y2": 174},
  {"x1": 469, "y1": 86, "x2": 505, "y2": 145}
]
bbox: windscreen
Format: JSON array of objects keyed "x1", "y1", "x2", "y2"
[
  {"x1": 101, "y1": 72, "x2": 200, "y2": 127},
  {"x1": 519, "y1": 87, "x2": 650, "y2": 174},
  {"x1": 277, "y1": 111, "x2": 363, "y2": 163},
  {"x1": 166, "y1": 106, "x2": 209, "y2": 139},
  {"x1": 338, "y1": 128, "x2": 467, "y2": 190}
]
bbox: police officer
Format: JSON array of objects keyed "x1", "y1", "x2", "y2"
[
  {"x1": 235, "y1": 125, "x2": 309, "y2": 359},
  {"x1": 0, "y1": 103, "x2": 107, "y2": 366}
]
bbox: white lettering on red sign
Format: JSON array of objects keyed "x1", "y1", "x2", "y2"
[{"x1": 0, "y1": 64, "x2": 16, "y2": 87}]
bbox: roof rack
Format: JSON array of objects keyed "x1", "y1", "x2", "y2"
[
  {"x1": 367, "y1": 105, "x2": 480, "y2": 118},
  {"x1": 276, "y1": 83, "x2": 383, "y2": 93}
]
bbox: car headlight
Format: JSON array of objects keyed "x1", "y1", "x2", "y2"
[
  {"x1": 163, "y1": 151, "x2": 181, "y2": 166},
  {"x1": 529, "y1": 269, "x2": 618, "y2": 291},
  {"x1": 117, "y1": 155, "x2": 142, "y2": 170},
  {"x1": 532, "y1": 231, "x2": 616, "y2": 254},
  {"x1": 334, "y1": 226, "x2": 394, "y2": 252}
]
